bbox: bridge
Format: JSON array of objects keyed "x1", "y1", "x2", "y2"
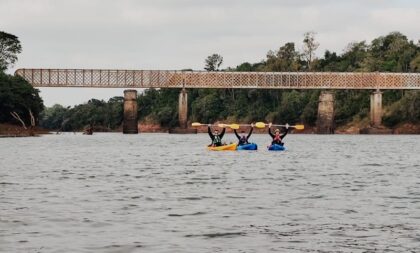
[
  {"x1": 14, "y1": 68, "x2": 420, "y2": 89},
  {"x1": 15, "y1": 68, "x2": 420, "y2": 134}
]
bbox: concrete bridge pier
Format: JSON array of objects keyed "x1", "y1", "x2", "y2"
[
  {"x1": 169, "y1": 88, "x2": 197, "y2": 134},
  {"x1": 178, "y1": 88, "x2": 188, "y2": 128},
  {"x1": 123, "y1": 89, "x2": 138, "y2": 134},
  {"x1": 360, "y1": 89, "x2": 392, "y2": 134},
  {"x1": 316, "y1": 91, "x2": 335, "y2": 134},
  {"x1": 370, "y1": 90, "x2": 382, "y2": 127}
]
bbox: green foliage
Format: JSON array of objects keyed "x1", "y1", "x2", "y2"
[
  {"x1": 235, "y1": 62, "x2": 264, "y2": 72},
  {"x1": 410, "y1": 53, "x2": 420, "y2": 72},
  {"x1": 0, "y1": 72, "x2": 44, "y2": 124},
  {"x1": 39, "y1": 97, "x2": 123, "y2": 131},
  {"x1": 204, "y1": 54, "x2": 223, "y2": 71},
  {"x1": 0, "y1": 31, "x2": 22, "y2": 71},
  {"x1": 334, "y1": 90, "x2": 370, "y2": 125},
  {"x1": 364, "y1": 32, "x2": 417, "y2": 72},
  {"x1": 300, "y1": 90, "x2": 320, "y2": 125},
  {"x1": 40, "y1": 104, "x2": 69, "y2": 130},
  {"x1": 383, "y1": 91, "x2": 420, "y2": 127},
  {"x1": 275, "y1": 90, "x2": 307, "y2": 124},
  {"x1": 137, "y1": 88, "x2": 179, "y2": 127},
  {"x1": 264, "y1": 42, "x2": 301, "y2": 71},
  {"x1": 191, "y1": 90, "x2": 224, "y2": 123}
]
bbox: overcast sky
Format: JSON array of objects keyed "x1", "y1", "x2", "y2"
[{"x1": 2, "y1": 0, "x2": 419, "y2": 106}]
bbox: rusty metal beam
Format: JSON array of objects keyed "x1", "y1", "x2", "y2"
[{"x1": 14, "y1": 68, "x2": 420, "y2": 89}]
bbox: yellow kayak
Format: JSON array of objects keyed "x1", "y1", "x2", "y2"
[{"x1": 207, "y1": 143, "x2": 237, "y2": 151}]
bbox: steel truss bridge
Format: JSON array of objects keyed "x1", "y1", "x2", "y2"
[{"x1": 15, "y1": 68, "x2": 420, "y2": 89}]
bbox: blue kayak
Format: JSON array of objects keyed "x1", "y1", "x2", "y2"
[
  {"x1": 267, "y1": 144, "x2": 286, "y2": 151},
  {"x1": 236, "y1": 143, "x2": 258, "y2": 150}
]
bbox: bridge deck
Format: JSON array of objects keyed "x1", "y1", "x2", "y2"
[{"x1": 15, "y1": 69, "x2": 420, "y2": 89}]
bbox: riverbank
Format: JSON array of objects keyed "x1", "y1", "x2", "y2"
[
  {"x1": 0, "y1": 124, "x2": 50, "y2": 137},
  {"x1": 2, "y1": 122, "x2": 418, "y2": 136}
]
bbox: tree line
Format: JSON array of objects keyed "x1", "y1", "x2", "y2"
[
  {"x1": 132, "y1": 31, "x2": 419, "y2": 129},
  {"x1": 1, "y1": 31, "x2": 419, "y2": 131}
]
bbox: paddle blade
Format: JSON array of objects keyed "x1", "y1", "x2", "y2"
[
  {"x1": 229, "y1": 124, "x2": 240, "y2": 130},
  {"x1": 293, "y1": 125, "x2": 305, "y2": 130},
  {"x1": 255, "y1": 122, "x2": 266, "y2": 128},
  {"x1": 191, "y1": 122, "x2": 202, "y2": 127}
]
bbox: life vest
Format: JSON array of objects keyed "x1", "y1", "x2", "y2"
[
  {"x1": 213, "y1": 134, "x2": 221, "y2": 144},
  {"x1": 239, "y1": 135, "x2": 248, "y2": 144},
  {"x1": 273, "y1": 134, "x2": 282, "y2": 142}
]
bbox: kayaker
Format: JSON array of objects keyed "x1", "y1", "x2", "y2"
[
  {"x1": 268, "y1": 123, "x2": 289, "y2": 146},
  {"x1": 208, "y1": 125, "x2": 226, "y2": 147},
  {"x1": 234, "y1": 123, "x2": 254, "y2": 146}
]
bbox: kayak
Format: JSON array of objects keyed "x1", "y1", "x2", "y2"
[
  {"x1": 236, "y1": 143, "x2": 258, "y2": 150},
  {"x1": 207, "y1": 143, "x2": 237, "y2": 151},
  {"x1": 267, "y1": 144, "x2": 286, "y2": 151}
]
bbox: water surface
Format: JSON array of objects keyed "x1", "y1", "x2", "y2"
[{"x1": 1, "y1": 133, "x2": 420, "y2": 252}]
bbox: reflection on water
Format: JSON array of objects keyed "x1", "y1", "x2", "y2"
[{"x1": 1, "y1": 133, "x2": 420, "y2": 252}]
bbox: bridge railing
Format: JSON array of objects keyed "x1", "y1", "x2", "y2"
[{"x1": 14, "y1": 69, "x2": 420, "y2": 89}]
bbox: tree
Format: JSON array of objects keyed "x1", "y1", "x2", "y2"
[
  {"x1": 364, "y1": 32, "x2": 417, "y2": 72},
  {"x1": 39, "y1": 104, "x2": 69, "y2": 130},
  {"x1": 0, "y1": 72, "x2": 44, "y2": 124},
  {"x1": 0, "y1": 31, "x2": 22, "y2": 72},
  {"x1": 204, "y1": 54, "x2": 223, "y2": 71},
  {"x1": 302, "y1": 31, "x2": 319, "y2": 71},
  {"x1": 236, "y1": 62, "x2": 252, "y2": 72},
  {"x1": 265, "y1": 42, "x2": 301, "y2": 71},
  {"x1": 410, "y1": 53, "x2": 420, "y2": 72}
]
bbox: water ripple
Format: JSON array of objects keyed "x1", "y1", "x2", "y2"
[{"x1": 1, "y1": 133, "x2": 419, "y2": 252}]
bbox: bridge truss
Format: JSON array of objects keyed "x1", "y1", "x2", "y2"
[{"x1": 15, "y1": 69, "x2": 420, "y2": 89}]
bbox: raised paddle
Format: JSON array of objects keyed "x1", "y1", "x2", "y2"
[
  {"x1": 217, "y1": 123, "x2": 240, "y2": 129},
  {"x1": 191, "y1": 122, "x2": 236, "y2": 128},
  {"x1": 255, "y1": 122, "x2": 305, "y2": 130},
  {"x1": 192, "y1": 122, "x2": 222, "y2": 127},
  {"x1": 227, "y1": 124, "x2": 240, "y2": 130},
  {"x1": 191, "y1": 122, "x2": 206, "y2": 127}
]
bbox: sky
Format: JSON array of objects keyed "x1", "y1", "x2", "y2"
[{"x1": 1, "y1": 0, "x2": 420, "y2": 106}]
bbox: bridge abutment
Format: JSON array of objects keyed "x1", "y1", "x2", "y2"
[
  {"x1": 316, "y1": 91, "x2": 335, "y2": 134},
  {"x1": 123, "y1": 89, "x2": 138, "y2": 134}
]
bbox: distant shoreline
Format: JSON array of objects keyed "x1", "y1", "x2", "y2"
[{"x1": 2, "y1": 122, "x2": 419, "y2": 136}]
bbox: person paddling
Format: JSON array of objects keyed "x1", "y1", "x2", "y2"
[
  {"x1": 208, "y1": 125, "x2": 226, "y2": 147},
  {"x1": 268, "y1": 123, "x2": 289, "y2": 146},
  {"x1": 234, "y1": 123, "x2": 254, "y2": 146}
]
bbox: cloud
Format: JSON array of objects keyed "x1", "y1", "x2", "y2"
[{"x1": 370, "y1": 8, "x2": 420, "y2": 33}]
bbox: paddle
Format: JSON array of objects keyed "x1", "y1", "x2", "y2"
[
  {"x1": 227, "y1": 124, "x2": 240, "y2": 130},
  {"x1": 191, "y1": 122, "x2": 207, "y2": 127},
  {"x1": 217, "y1": 123, "x2": 241, "y2": 129},
  {"x1": 255, "y1": 122, "x2": 305, "y2": 130},
  {"x1": 191, "y1": 122, "x2": 239, "y2": 129}
]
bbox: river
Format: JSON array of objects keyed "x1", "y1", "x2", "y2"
[{"x1": 1, "y1": 133, "x2": 420, "y2": 252}]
